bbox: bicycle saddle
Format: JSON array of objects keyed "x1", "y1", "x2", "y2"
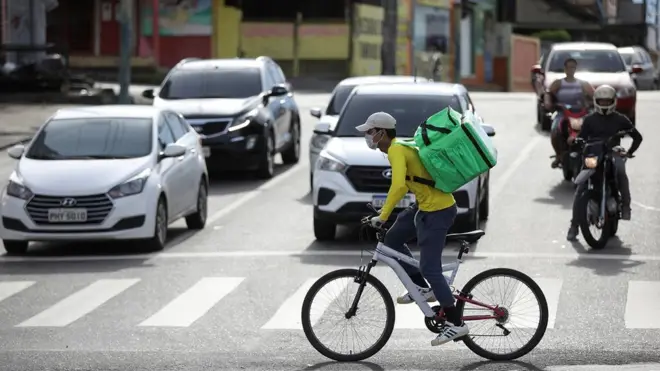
[{"x1": 446, "y1": 230, "x2": 485, "y2": 243}]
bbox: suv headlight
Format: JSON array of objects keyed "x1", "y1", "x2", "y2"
[
  {"x1": 317, "y1": 154, "x2": 346, "y2": 172},
  {"x1": 6, "y1": 179, "x2": 33, "y2": 200},
  {"x1": 108, "y1": 168, "x2": 151, "y2": 199},
  {"x1": 310, "y1": 134, "x2": 330, "y2": 150},
  {"x1": 616, "y1": 86, "x2": 635, "y2": 98},
  {"x1": 229, "y1": 109, "x2": 259, "y2": 132}
]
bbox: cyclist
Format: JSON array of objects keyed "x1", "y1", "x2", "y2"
[
  {"x1": 544, "y1": 57, "x2": 594, "y2": 168},
  {"x1": 566, "y1": 85, "x2": 643, "y2": 241},
  {"x1": 355, "y1": 111, "x2": 468, "y2": 346}
]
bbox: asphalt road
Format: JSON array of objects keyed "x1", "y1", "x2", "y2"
[{"x1": 1, "y1": 92, "x2": 660, "y2": 371}]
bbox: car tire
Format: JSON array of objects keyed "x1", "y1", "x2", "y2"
[
  {"x1": 310, "y1": 172, "x2": 313, "y2": 191},
  {"x1": 256, "y1": 133, "x2": 275, "y2": 179},
  {"x1": 185, "y1": 179, "x2": 208, "y2": 230},
  {"x1": 540, "y1": 106, "x2": 552, "y2": 131},
  {"x1": 463, "y1": 185, "x2": 481, "y2": 232},
  {"x1": 145, "y1": 197, "x2": 168, "y2": 252},
  {"x1": 281, "y1": 117, "x2": 300, "y2": 165},
  {"x1": 2, "y1": 240, "x2": 28, "y2": 255},
  {"x1": 479, "y1": 176, "x2": 489, "y2": 221},
  {"x1": 314, "y1": 217, "x2": 336, "y2": 241}
]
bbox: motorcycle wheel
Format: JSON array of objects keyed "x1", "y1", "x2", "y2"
[
  {"x1": 611, "y1": 218, "x2": 619, "y2": 236},
  {"x1": 578, "y1": 198, "x2": 612, "y2": 250}
]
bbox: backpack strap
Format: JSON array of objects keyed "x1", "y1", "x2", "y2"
[
  {"x1": 419, "y1": 109, "x2": 460, "y2": 146},
  {"x1": 405, "y1": 175, "x2": 435, "y2": 187}
]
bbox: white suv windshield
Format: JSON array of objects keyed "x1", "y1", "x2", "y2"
[
  {"x1": 26, "y1": 118, "x2": 153, "y2": 160},
  {"x1": 334, "y1": 94, "x2": 462, "y2": 137}
]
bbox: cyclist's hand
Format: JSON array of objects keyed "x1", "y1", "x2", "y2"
[{"x1": 369, "y1": 215, "x2": 385, "y2": 228}]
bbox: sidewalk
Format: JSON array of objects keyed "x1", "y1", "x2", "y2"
[{"x1": 0, "y1": 104, "x2": 75, "y2": 150}]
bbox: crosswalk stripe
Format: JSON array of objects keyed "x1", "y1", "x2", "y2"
[
  {"x1": 395, "y1": 298, "x2": 433, "y2": 329},
  {"x1": 262, "y1": 278, "x2": 319, "y2": 330},
  {"x1": 0, "y1": 281, "x2": 35, "y2": 303},
  {"x1": 625, "y1": 280, "x2": 660, "y2": 329},
  {"x1": 16, "y1": 279, "x2": 139, "y2": 327},
  {"x1": 138, "y1": 277, "x2": 244, "y2": 327},
  {"x1": 508, "y1": 278, "x2": 562, "y2": 329}
]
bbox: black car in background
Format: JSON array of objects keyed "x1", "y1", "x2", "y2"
[{"x1": 142, "y1": 57, "x2": 301, "y2": 179}]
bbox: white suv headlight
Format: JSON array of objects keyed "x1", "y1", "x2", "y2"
[
  {"x1": 108, "y1": 168, "x2": 151, "y2": 199},
  {"x1": 317, "y1": 154, "x2": 346, "y2": 172},
  {"x1": 6, "y1": 179, "x2": 33, "y2": 200}
]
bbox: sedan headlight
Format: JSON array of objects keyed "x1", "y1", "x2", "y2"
[
  {"x1": 6, "y1": 180, "x2": 33, "y2": 200},
  {"x1": 108, "y1": 168, "x2": 151, "y2": 199},
  {"x1": 616, "y1": 86, "x2": 635, "y2": 98},
  {"x1": 310, "y1": 134, "x2": 330, "y2": 150},
  {"x1": 316, "y1": 154, "x2": 346, "y2": 172}
]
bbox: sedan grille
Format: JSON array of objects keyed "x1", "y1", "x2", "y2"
[{"x1": 26, "y1": 194, "x2": 114, "y2": 225}]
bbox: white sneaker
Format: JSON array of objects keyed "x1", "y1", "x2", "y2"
[
  {"x1": 396, "y1": 287, "x2": 436, "y2": 304},
  {"x1": 431, "y1": 323, "x2": 469, "y2": 346}
]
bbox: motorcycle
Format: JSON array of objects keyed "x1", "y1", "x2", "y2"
[
  {"x1": 550, "y1": 103, "x2": 589, "y2": 182},
  {"x1": 572, "y1": 130, "x2": 633, "y2": 249}
]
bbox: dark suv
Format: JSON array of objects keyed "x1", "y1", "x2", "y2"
[{"x1": 142, "y1": 57, "x2": 301, "y2": 178}]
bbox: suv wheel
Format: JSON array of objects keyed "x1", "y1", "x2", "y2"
[
  {"x1": 257, "y1": 134, "x2": 275, "y2": 179},
  {"x1": 281, "y1": 118, "x2": 300, "y2": 164},
  {"x1": 479, "y1": 176, "x2": 489, "y2": 221},
  {"x1": 314, "y1": 217, "x2": 336, "y2": 241}
]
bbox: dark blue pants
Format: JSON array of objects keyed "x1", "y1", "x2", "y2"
[{"x1": 383, "y1": 203, "x2": 458, "y2": 307}]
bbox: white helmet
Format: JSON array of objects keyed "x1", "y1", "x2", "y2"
[{"x1": 593, "y1": 85, "x2": 617, "y2": 115}]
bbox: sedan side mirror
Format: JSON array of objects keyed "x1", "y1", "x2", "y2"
[
  {"x1": 310, "y1": 107, "x2": 322, "y2": 119},
  {"x1": 7, "y1": 144, "x2": 25, "y2": 159},
  {"x1": 481, "y1": 123, "x2": 496, "y2": 137},
  {"x1": 142, "y1": 89, "x2": 155, "y2": 99},
  {"x1": 313, "y1": 122, "x2": 331, "y2": 135},
  {"x1": 160, "y1": 143, "x2": 186, "y2": 159}
]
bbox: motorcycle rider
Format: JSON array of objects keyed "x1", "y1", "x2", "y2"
[
  {"x1": 355, "y1": 112, "x2": 468, "y2": 346},
  {"x1": 544, "y1": 57, "x2": 594, "y2": 168},
  {"x1": 566, "y1": 85, "x2": 643, "y2": 241}
]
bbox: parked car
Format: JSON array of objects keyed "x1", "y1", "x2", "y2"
[
  {"x1": 532, "y1": 42, "x2": 637, "y2": 130},
  {"x1": 142, "y1": 56, "x2": 301, "y2": 179},
  {"x1": 311, "y1": 82, "x2": 496, "y2": 241},
  {"x1": 617, "y1": 46, "x2": 657, "y2": 90},
  {"x1": 308, "y1": 75, "x2": 432, "y2": 190},
  {"x1": 0, "y1": 105, "x2": 209, "y2": 255}
]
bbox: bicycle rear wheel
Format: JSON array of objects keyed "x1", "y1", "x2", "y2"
[
  {"x1": 456, "y1": 268, "x2": 549, "y2": 361},
  {"x1": 301, "y1": 268, "x2": 395, "y2": 362}
]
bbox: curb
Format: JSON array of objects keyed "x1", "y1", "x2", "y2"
[{"x1": 0, "y1": 89, "x2": 128, "y2": 106}]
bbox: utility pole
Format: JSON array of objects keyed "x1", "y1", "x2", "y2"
[
  {"x1": 410, "y1": 0, "x2": 417, "y2": 78},
  {"x1": 118, "y1": 0, "x2": 133, "y2": 104}
]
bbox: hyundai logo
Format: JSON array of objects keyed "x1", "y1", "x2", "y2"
[
  {"x1": 60, "y1": 198, "x2": 77, "y2": 207},
  {"x1": 382, "y1": 169, "x2": 392, "y2": 179}
]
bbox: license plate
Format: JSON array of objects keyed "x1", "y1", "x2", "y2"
[
  {"x1": 48, "y1": 208, "x2": 87, "y2": 223},
  {"x1": 202, "y1": 147, "x2": 210, "y2": 158},
  {"x1": 372, "y1": 194, "x2": 415, "y2": 208}
]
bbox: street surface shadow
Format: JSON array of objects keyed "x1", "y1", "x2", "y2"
[
  {"x1": 460, "y1": 360, "x2": 544, "y2": 370},
  {"x1": 297, "y1": 361, "x2": 384, "y2": 371},
  {"x1": 298, "y1": 191, "x2": 312, "y2": 205},
  {"x1": 535, "y1": 124, "x2": 551, "y2": 137},
  {"x1": 0, "y1": 257, "x2": 152, "y2": 275},
  {"x1": 207, "y1": 162, "x2": 296, "y2": 196},
  {"x1": 533, "y1": 181, "x2": 575, "y2": 209},
  {"x1": 566, "y1": 238, "x2": 644, "y2": 276}
]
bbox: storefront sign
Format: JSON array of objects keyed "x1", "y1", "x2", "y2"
[{"x1": 142, "y1": 0, "x2": 212, "y2": 36}]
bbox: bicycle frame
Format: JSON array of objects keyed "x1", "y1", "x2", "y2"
[{"x1": 350, "y1": 242, "x2": 504, "y2": 321}]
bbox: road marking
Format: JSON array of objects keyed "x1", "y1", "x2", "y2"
[
  {"x1": 261, "y1": 278, "x2": 321, "y2": 330},
  {"x1": 3, "y1": 249, "x2": 660, "y2": 263},
  {"x1": 509, "y1": 278, "x2": 562, "y2": 329},
  {"x1": 633, "y1": 201, "x2": 660, "y2": 212},
  {"x1": 624, "y1": 281, "x2": 660, "y2": 329},
  {"x1": 16, "y1": 279, "x2": 139, "y2": 327},
  {"x1": 206, "y1": 164, "x2": 304, "y2": 225},
  {"x1": 138, "y1": 277, "x2": 244, "y2": 327},
  {"x1": 0, "y1": 281, "x2": 35, "y2": 303},
  {"x1": 490, "y1": 136, "x2": 542, "y2": 199}
]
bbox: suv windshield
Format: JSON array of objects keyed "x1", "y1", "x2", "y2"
[
  {"x1": 619, "y1": 53, "x2": 633, "y2": 66},
  {"x1": 547, "y1": 50, "x2": 626, "y2": 73},
  {"x1": 26, "y1": 118, "x2": 153, "y2": 160},
  {"x1": 334, "y1": 94, "x2": 462, "y2": 137},
  {"x1": 326, "y1": 85, "x2": 356, "y2": 115},
  {"x1": 159, "y1": 68, "x2": 262, "y2": 99}
]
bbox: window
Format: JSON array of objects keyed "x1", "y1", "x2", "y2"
[
  {"x1": 271, "y1": 63, "x2": 287, "y2": 83},
  {"x1": 159, "y1": 67, "x2": 263, "y2": 99},
  {"x1": 547, "y1": 50, "x2": 626, "y2": 73},
  {"x1": 334, "y1": 94, "x2": 461, "y2": 138},
  {"x1": 165, "y1": 112, "x2": 187, "y2": 141},
  {"x1": 466, "y1": 94, "x2": 476, "y2": 111},
  {"x1": 326, "y1": 84, "x2": 357, "y2": 115},
  {"x1": 26, "y1": 118, "x2": 153, "y2": 159},
  {"x1": 268, "y1": 63, "x2": 285, "y2": 84},
  {"x1": 263, "y1": 68, "x2": 277, "y2": 89},
  {"x1": 457, "y1": 95, "x2": 470, "y2": 112},
  {"x1": 620, "y1": 53, "x2": 634, "y2": 66},
  {"x1": 158, "y1": 119, "x2": 175, "y2": 150}
]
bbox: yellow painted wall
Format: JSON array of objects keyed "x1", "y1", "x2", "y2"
[
  {"x1": 352, "y1": 4, "x2": 384, "y2": 76},
  {"x1": 298, "y1": 24, "x2": 349, "y2": 60},
  {"x1": 212, "y1": 0, "x2": 242, "y2": 58},
  {"x1": 241, "y1": 23, "x2": 295, "y2": 59}
]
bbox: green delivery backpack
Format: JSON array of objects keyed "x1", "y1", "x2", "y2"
[{"x1": 397, "y1": 107, "x2": 498, "y2": 193}]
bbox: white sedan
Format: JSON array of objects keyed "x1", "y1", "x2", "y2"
[{"x1": 0, "y1": 105, "x2": 209, "y2": 255}]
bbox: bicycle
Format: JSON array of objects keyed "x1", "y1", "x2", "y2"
[{"x1": 301, "y1": 203, "x2": 549, "y2": 362}]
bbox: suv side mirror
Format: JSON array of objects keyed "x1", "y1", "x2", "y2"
[
  {"x1": 142, "y1": 89, "x2": 155, "y2": 99},
  {"x1": 269, "y1": 84, "x2": 289, "y2": 97},
  {"x1": 481, "y1": 123, "x2": 496, "y2": 137},
  {"x1": 531, "y1": 64, "x2": 543, "y2": 74},
  {"x1": 310, "y1": 107, "x2": 322, "y2": 118},
  {"x1": 7, "y1": 144, "x2": 25, "y2": 159},
  {"x1": 313, "y1": 122, "x2": 331, "y2": 135}
]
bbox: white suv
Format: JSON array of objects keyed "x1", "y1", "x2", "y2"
[{"x1": 312, "y1": 83, "x2": 496, "y2": 240}]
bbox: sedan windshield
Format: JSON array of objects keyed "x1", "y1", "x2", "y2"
[
  {"x1": 158, "y1": 68, "x2": 262, "y2": 99},
  {"x1": 326, "y1": 85, "x2": 356, "y2": 116},
  {"x1": 547, "y1": 50, "x2": 626, "y2": 73},
  {"x1": 26, "y1": 118, "x2": 153, "y2": 160},
  {"x1": 334, "y1": 94, "x2": 462, "y2": 137}
]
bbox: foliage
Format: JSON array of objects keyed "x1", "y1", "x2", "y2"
[{"x1": 531, "y1": 29, "x2": 572, "y2": 42}]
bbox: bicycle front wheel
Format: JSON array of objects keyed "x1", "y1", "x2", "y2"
[
  {"x1": 301, "y1": 268, "x2": 395, "y2": 362},
  {"x1": 456, "y1": 268, "x2": 549, "y2": 361}
]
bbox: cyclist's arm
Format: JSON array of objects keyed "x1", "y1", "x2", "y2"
[{"x1": 380, "y1": 145, "x2": 409, "y2": 221}]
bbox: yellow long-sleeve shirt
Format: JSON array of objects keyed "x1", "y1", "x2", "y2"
[{"x1": 380, "y1": 140, "x2": 455, "y2": 221}]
